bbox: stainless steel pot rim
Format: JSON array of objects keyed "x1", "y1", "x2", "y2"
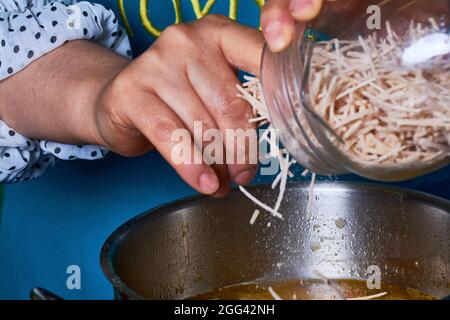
[{"x1": 100, "y1": 181, "x2": 450, "y2": 300}]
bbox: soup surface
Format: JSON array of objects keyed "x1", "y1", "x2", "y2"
[{"x1": 191, "y1": 279, "x2": 436, "y2": 300}]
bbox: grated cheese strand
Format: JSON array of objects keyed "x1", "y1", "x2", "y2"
[
  {"x1": 237, "y1": 78, "x2": 315, "y2": 221},
  {"x1": 239, "y1": 186, "x2": 283, "y2": 220},
  {"x1": 346, "y1": 292, "x2": 388, "y2": 300},
  {"x1": 249, "y1": 209, "x2": 260, "y2": 225},
  {"x1": 268, "y1": 286, "x2": 283, "y2": 300}
]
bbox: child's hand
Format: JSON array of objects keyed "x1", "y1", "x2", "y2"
[
  {"x1": 93, "y1": 15, "x2": 264, "y2": 197},
  {"x1": 262, "y1": 0, "x2": 337, "y2": 52}
]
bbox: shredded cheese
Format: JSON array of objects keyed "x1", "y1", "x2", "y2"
[
  {"x1": 313, "y1": 270, "x2": 345, "y2": 300},
  {"x1": 239, "y1": 185, "x2": 283, "y2": 220},
  {"x1": 309, "y1": 20, "x2": 450, "y2": 166},
  {"x1": 237, "y1": 20, "x2": 450, "y2": 223},
  {"x1": 249, "y1": 209, "x2": 260, "y2": 225},
  {"x1": 238, "y1": 76, "x2": 314, "y2": 221}
]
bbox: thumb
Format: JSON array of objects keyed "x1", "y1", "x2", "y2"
[{"x1": 213, "y1": 17, "x2": 265, "y2": 76}]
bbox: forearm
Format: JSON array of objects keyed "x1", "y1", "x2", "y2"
[{"x1": 0, "y1": 40, "x2": 129, "y2": 145}]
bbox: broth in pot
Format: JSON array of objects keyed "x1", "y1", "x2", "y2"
[{"x1": 101, "y1": 182, "x2": 450, "y2": 300}]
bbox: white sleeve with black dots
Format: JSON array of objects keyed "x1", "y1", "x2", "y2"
[{"x1": 0, "y1": 0, "x2": 132, "y2": 183}]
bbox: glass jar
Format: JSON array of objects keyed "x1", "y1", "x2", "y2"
[{"x1": 260, "y1": 0, "x2": 450, "y2": 181}]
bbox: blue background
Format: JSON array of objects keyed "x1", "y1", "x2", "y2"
[{"x1": 0, "y1": 0, "x2": 449, "y2": 300}]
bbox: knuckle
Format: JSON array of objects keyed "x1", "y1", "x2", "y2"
[
  {"x1": 160, "y1": 23, "x2": 192, "y2": 44},
  {"x1": 133, "y1": 49, "x2": 166, "y2": 85},
  {"x1": 149, "y1": 114, "x2": 181, "y2": 143},
  {"x1": 202, "y1": 14, "x2": 230, "y2": 24},
  {"x1": 142, "y1": 47, "x2": 164, "y2": 66}
]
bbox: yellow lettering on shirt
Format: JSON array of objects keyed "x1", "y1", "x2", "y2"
[
  {"x1": 118, "y1": 0, "x2": 265, "y2": 38},
  {"x1": 190, "y1": 0, "x2": 215, "y2": 18},
  {"x1": 140, "y1": 0, "x2": 182, "y2": 37}
]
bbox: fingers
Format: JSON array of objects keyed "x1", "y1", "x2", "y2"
[
  {"x1": 127, "y1": 93, "x2": 220, "y2": 195},
  {"x1": 261, "y1": 0, "x2": 296, "y2": 52},
  {"x1": 186, "y1": 59, "x2": 258, "y2": 186},
  {"x1": 150, "y1": 69, "x2": 232, "y2": 197}
]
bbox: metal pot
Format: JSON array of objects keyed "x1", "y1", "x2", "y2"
[{"x1": 100, "y1": 182, "x2": 450, "y2": 300}]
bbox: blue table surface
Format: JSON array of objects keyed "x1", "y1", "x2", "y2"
[{"x1": 0, "y1": 152, "x2": 448, "y2": 300}]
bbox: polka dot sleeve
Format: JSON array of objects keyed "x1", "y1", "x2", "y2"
[{"x1": 0, "y1": 0, "x2": 132, "y2": 183}]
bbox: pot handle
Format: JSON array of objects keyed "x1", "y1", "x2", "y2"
[
  {"x1": 28, "y1": 286, "x2": 450, "y2": 300},
  {"x1": 30, "y1": 287, "x2": 64, "y2": 300}
]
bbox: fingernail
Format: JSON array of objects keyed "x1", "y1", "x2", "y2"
[
  {"x1": 290, "y1": 0, "x2": 314, "y2": 14},
  {"x1": 263, "y1": 20, "x2": 288, "y2": 52},
  {"x1": 199, "y1": 171, "x2": 219, "y2": 194},
  {"x1": 234, "y1": 167, "x2": 258, "y2": 185}
]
